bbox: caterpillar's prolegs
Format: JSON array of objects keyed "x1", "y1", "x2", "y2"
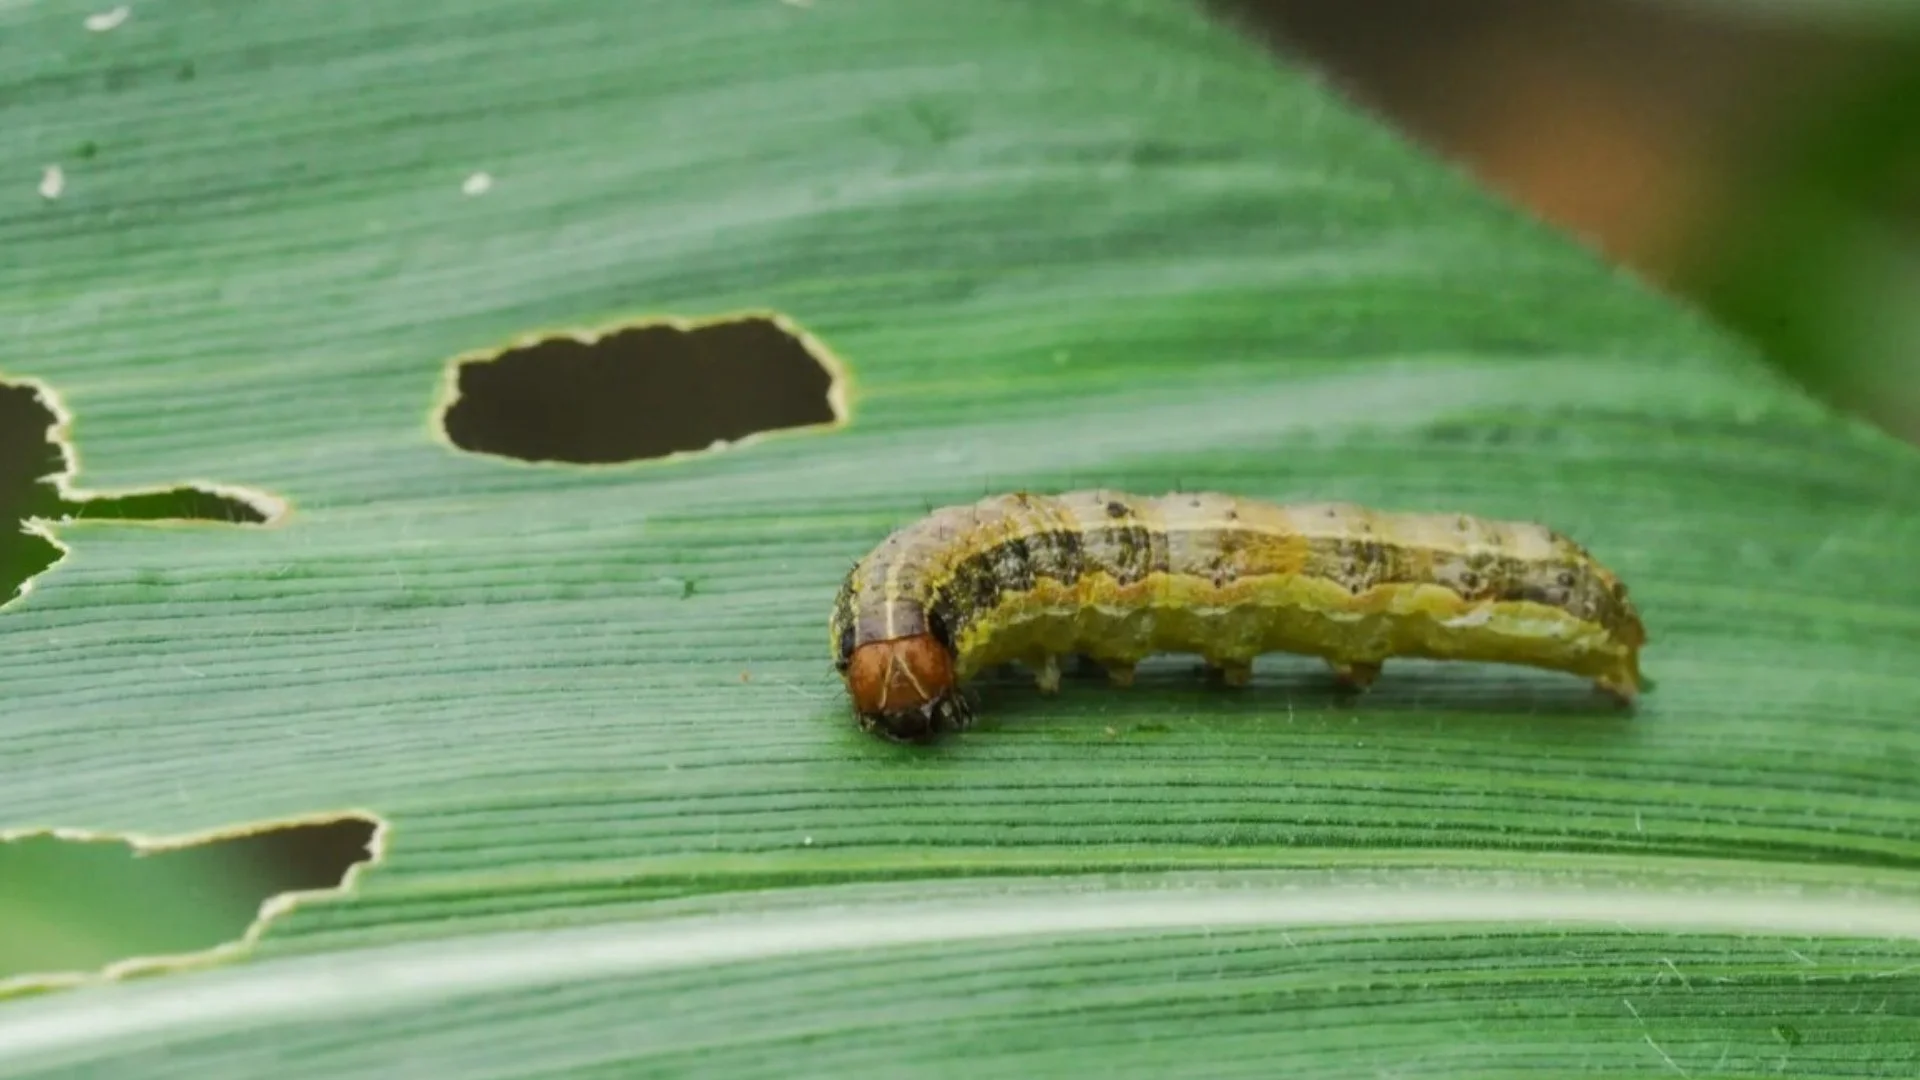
[
  {"x1": 1029, "y1": 653, "x2": 1063, "y2": 695},
  {"x1": 1328, "y1": 659, "x2": 1384, "y2": 691}
]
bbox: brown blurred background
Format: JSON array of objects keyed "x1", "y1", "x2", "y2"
[{"x1": 1225, "y1": 0, "x2": 1920, "y2": 443}]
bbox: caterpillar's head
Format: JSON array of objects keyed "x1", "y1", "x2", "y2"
[{"x1": 842, "y1": 634, "x2": 970, "y2": 741}]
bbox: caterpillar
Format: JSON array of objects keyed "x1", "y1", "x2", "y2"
[{"x1": 829, "y1": 491, "x2": 1647, "y2": 741}]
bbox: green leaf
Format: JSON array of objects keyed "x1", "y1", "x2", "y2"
[{"x1": 3, "y1": 0, "x2": 1918, "y2": 1076}]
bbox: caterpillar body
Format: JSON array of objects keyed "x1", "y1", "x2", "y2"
[{"x1": 830, "y1": 491, "x2": 1647, "y2": 741}]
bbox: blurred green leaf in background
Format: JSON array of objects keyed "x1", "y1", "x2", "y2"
[
  {"x1": 1, "y1": 0, "x2": 1917, "y2": 1076},
  {"x1": 1232, "y1": 0, "x2": 1920, "y2": 443}
]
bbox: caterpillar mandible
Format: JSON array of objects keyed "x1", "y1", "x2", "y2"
[{"x1": 830, "y1": 491, "x2": 1647, "y2": 741}]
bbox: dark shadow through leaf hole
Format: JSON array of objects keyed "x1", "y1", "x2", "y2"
[
  {"x1": 0, "y1": 815, "x2": 380, "y2": 986},
  {"x1": 0, "y1": 379, "x2": 273, "y2": 608},
  {"x1": 439, "y1": 315, "x2": 843, "y2": 464}
]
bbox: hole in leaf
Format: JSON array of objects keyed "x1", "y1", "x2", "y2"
[
  {"x1": 62, "y1": 488, "x2": 272, "y2": 524},
  {"x1": 0, "y1": 384, "x2": 65, "y2": 608},
  {"x1": 0, "y1": 813, "x2": 382, "y2": 993},
  {"x1": 438, "y1": 313, "x2": 847, "y2": 465},
  {"x1": 0, "y1": 378, "x2": 283, "y2": 609}
]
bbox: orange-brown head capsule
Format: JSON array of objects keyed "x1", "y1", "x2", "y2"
[{"x1": 842, "y1": 634, "x2": 967, "y2": 741}]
